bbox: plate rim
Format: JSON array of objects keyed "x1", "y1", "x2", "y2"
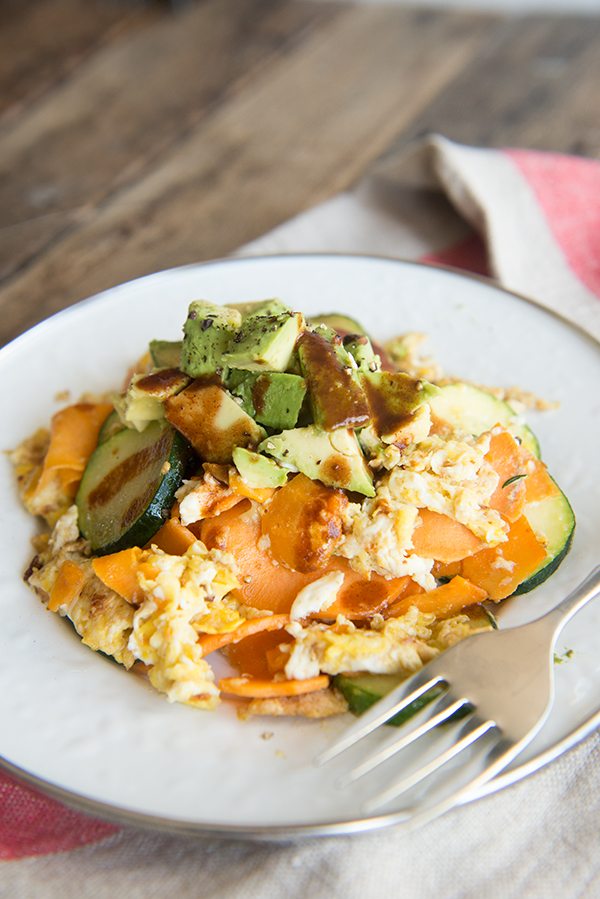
[{"x1": 1, "y1": 252, "x2": 598, "y2": 840}]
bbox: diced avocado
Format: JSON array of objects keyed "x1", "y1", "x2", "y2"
[
  {"x1": 259, "y1": 425, "x2": 374, "y2": 496},
  {"x1": 223, "y1": 306, "x2": 303, "y2": 372},
  {"x1": 114, "y1": 369, "x2": 191, "y2": 432},
  {"x1": 232, "y1": 447, "x2": 288, "y2": 488},
  {"x1": 343, "y1": 334, "x2": 381, "y2": 374},
  {"x1": 358, "y1": 404, "x2": 432, "y2": 461},
  {"x1": 362, "y1": 371, "x2": 439, "y2": 444},
  {"x1": 228, "y1": 299, "x2": 291, "y2": 319},
  {"x1": 228, "y1": 371, "x2": 307, "y2": 430},
  {"x1": 297, "y1": 329, "x2": 371, "y2": 431},
  {"x1": 165, "y1": 382, "x2": 266, "y2": 463},
  {"x1": 181, "y1": 301, "x2": 241, "y2": 378},
  {"x1": 308, "y1": 313, "x2": 368, "y2": 337},
  {"x1": 359, "y1": 405, "x2": 432, "y2": 459},
  {"x1": 149, "y1": 339, "x2": 182, "y2": 369}
]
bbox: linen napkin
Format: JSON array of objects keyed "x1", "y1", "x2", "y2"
[{"x1": 2, "y1": 137, "x2": 599, "y2": 897}]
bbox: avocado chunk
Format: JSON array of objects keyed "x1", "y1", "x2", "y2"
[
  {"x1": 297, "y1": 328, "x2": 370, "y2": 431},
  {"x1": 259, "y1": 425, "x2": 374, "y2": 496},
  {"x1": 359, "y1": 405, "x2": 432, "y2": 462},
  {"x1": 223, "y1": 304, "x2": 302, "y2": 372},
  {"x1": 115, "y1": 368, "x2": 191, "y2": 432},
  {"x1": 343, "y1": 334, "x2": 381, "y2": 374},
  {"x1": 149, "y1": 339, "x2": 182, "y2": 369},
  {"x1": 362, "y1": 371, "x2": 438, "y2": 444},
  {"x1": 233, "y1": 447, "x2": 288, "y2": 488},
  {"x1": 228, "y1": 371, "x2": 307, "y2": 430},
  {"x1": 229, "y1": 298, "x2": 290, "y2": 319},
  {"x1": 164, "y1": 381, "x2": 266, "y2": 463},
  {"x1": 181, "y1": 301, "x2": 242, "y2": 378}
]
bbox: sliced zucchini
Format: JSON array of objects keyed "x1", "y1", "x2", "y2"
[
  {"x1": 515, "y1": 487, "x2": 575, "y2": 594},
  {"x1": 149, "y1": 339, "x2": 182, "y2": 369},
  {"x1": 479, "y1": 605, "x2": 498, "y2": 629},
  {"x1": 428, "y1": 383, "x2": 540, "y2": 458},
  {"x1": 334, "y1": 673, "x2": 445, "y2": 725},
  {"x1": 97, "y1": 409, "x2": 125, "y2": 445},
  {"x1": 308, "y1": 313, "x2": 368, "y2": 337},
  {"x1": 77, "y1": 421, "x2": 194, "y2": 554}
]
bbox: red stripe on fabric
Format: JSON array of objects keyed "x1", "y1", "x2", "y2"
[
  {"x1": 0, "y1": 771, "x2": 117, "y2": 860},
  {"x1": 420, "y1": 232, "x2": 490, "y2": 276},
  {"x1": 506, "y1": 149, "x2": 600, "y2": 297}
]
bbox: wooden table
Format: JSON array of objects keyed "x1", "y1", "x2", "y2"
[{"x1": 1, "y1": 0, "x2": 598, "y2": 348}]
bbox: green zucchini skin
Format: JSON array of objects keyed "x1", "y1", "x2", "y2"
[
  {"x1": 77, "y1": 422, "x2": 195, "y2": 554},
  {"x1": 514, "y1": 487, "x2": 575, "y2": 594},
  {"x1": 334, "y1": 673, "x2": 445, "y2": 725},
  {"x1": 428, "y1": 383, "x2": 541, "y2": 459},
  {"x1": 334, "y1": 675, "x2": 473, "y2": 727},
  {"x1": 97, "y1": 409, "x2": 125, "y2": 445}
]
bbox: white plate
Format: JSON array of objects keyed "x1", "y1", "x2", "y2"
[{"x1": 1, "y1": 255, "x2": 599, "y2": 839}]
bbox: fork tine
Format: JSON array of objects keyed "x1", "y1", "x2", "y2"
[
  {"x1": 315, "y1": 671, "x2": 446, "y2": 766},
  {"x1": 340, "y1": 693, "x2": 470, "y2": 786},
  {"x1": 364, "y1": 716, "x2": 497, "y2": 812},
  {"x1": 405, "y1": 735, "x2": 522, "y2": 828}
]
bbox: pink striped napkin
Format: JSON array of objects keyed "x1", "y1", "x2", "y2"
[{"x1": 2, "y1": 138, "x2": 599, "y2": 887}]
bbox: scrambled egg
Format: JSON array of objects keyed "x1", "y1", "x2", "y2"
[
  {"x1": 284, "y1": 608, "x2": 492, "y2": 682},
  {"x1": 337, "y1": 497, "x2": 434, "y2": 587},
  {"x1": 8, "y1": 427, "x2": 72, "y2": 525},
  {"x1": 289, "y1": 571, "x2": 345, "y2": 621},
  {"x1": 176, "y1": 471, "x2": 248, "y2": 525},
  {"x1": 387, "y1": 434, "x2": 506, "y2": 545},
  {"x1": 69, "y1": 579, "x2": 136, "y2": 668},
  {"x1": 336, "y1": 431, "x2": 506, "y2": 587},
  {"x1": 284, "y1": 608, "x2": 438, "y2": 680},
  {"x1": 26, "y1": 507, "x2": 245, "y2": 708},
  {"x1": 129, "y1": 542, "x2": 240, "y2": 708},
  {"x1": 27, "y1": 507, "x2": 136, "y2": 668}
]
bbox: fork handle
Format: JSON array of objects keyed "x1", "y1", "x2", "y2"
[{"x1": 542, "y1": 565, "x2": 600, "y2": 641}]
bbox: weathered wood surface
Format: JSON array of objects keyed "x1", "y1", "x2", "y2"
[{"x1": 0, "y1": 0, "x2": 598, "y2": 346}]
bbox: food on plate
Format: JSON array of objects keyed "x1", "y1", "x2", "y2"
[{"x1": 11, "y1": 298, "x2": 574, "y2": 722}]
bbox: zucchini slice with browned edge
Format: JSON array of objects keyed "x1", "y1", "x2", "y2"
[
  {"x1": 515, "y1": 487, "x2": 575, "y2": 594},
  {"x1": 77, "y1": 421, "x2": 194, "y2": 554}
]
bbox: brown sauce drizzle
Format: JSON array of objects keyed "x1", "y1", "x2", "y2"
[
  {"x1": 136, "y1": 368, "x2": 189, "y2": 396},
  {"x1": 298, "y1": 330, "x2": 370, "y2": 430},
  {"x1": 362, "y1": 373, "x2": 421, "y2": 438},
  {"x1": 251, "y1": 375, "x2": 270, "y2": 417},
  {"x1": 335, "y1": 578, "x2": 392, "y2": 616},
  {"x1": 165, "y1": 382, "x2": 258, "y2": 462},
  {"x1": 319, "y1": 454, "x2": 352, "y2": 490}
]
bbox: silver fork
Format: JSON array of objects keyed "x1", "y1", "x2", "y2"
[{"x1": 317, "y1": 566, "x2": 600, "y2": 826}]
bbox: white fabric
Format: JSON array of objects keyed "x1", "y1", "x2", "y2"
[
  {"x1": 4, "y1": 733, "x2": 599, "y2": 897},
  {"x1": 242, "y1": 135, "x2": 600, "y2": 340}
]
